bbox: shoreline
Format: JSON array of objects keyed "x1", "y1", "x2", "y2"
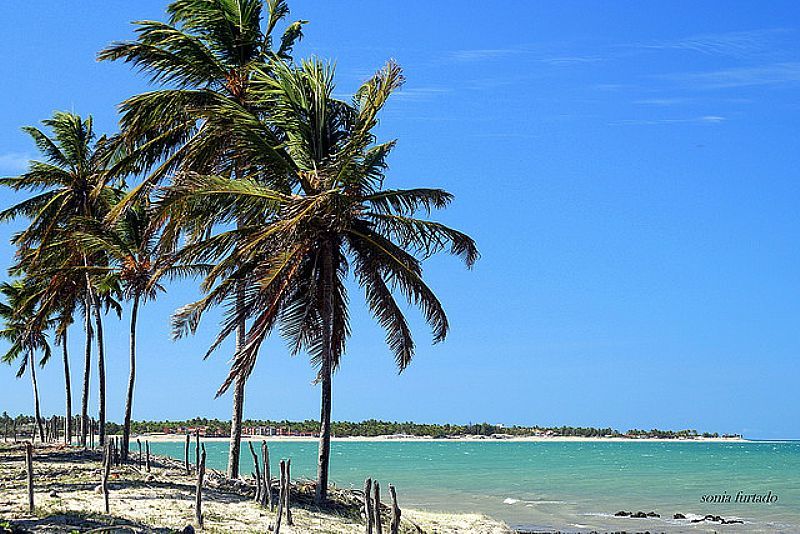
[{"x1": 138, "y1": 433, "x2": 748, "y2": 443}]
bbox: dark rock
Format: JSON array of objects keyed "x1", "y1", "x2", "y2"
[
  {"x1": 182, "y1": 526, "x2": 195, "y2": 534},
  {"x1": 673, "y1": 513, "x2": 686, "y2": 519},
  {"x1": 632, "y1": 511, "x2": 648, "y2": 518},
  {"x1": 723, "y1": 519, "x2": 744, "y2": 524},
  {"x1": 646, "y1": 511, "x2": 660, "y2": 517},
  {"x1": 614, "y1": 510, "x2": 631, "y2": 516}
]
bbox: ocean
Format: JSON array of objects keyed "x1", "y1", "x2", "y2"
[{"x1": 142, "y1": 439, "x2": 800, "y2": 532}]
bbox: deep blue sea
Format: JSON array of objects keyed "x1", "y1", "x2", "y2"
[{"x1": 143, "y1": 439, "x2": 800, "y2": 532}]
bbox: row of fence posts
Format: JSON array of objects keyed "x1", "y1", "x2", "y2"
[
  {"x1": 20, "y1": 436, "x2": 401, "y2": 533},
  {"x1": 363, "y1": 478, "x2": 402, "y2": 534},
  {"x1": 244, "y1": 439, "x2": 294, "y2": 533}
]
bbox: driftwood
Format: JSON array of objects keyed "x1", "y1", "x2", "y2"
[
  {"x1": 195, "y1": 444, "x2": 206, "y2": 529},
  {"x1": 373, "y1": 481, "x2": 382, "y2": 534},
  {"x1": 184, "y1": 434, "x2": 190, "y2": 475},
  {"x1": 364, "y1": 478, "x2": 373, "y2": 534},
  {"x1": 261, "y1": 441, "x2": 272, "y2": 510},
  {"x1": 102, "y1": 442, "x2": 112, "y2": 513},
  {"x1": 389, "y1": 485, "x2": 401, "y2": 534},
  {"x1": 137, "y1": 438, "x2": 142, "y2": 466},
  {"x1": 285, "y1": 458, "x2": 293, "y2": 525},
  {"x1": 25, "y1": 441, "x2": 34, "y2": 512},
  {"x1": 145, "y1": 440, "x2": 151, "y2": 472},
  {"x1": 248, "y1": 441, "x2": 262, "y2": 503}
]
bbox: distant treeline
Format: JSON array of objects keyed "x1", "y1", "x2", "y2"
[{"x1": 2, "y1": 413, "x2": 737, "y2": 440}]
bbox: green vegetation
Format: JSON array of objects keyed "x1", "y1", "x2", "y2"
[{"x1": 0, "y1": 0, "x2": 476, "y2": 505}]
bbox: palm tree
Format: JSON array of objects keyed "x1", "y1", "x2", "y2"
[
  {"x1": 162, "y1": 59, "x2": 478, "y2": 502},
  {"x1": 0, "y1": 279, "x2": 53, "y2": 442},
  {"x1": 0, "y1": 111, "x2": 122, "y2": 447},
  {"x1": 100, "y1": 0, "x2": 307, "y2": 478},
  {"x1": 70, "y1": 201, "x2": 208, "y2": 460}
]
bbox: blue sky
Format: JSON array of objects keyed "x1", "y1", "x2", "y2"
[{"x1": 0, "y1": 1, "x2": 798, "y2": 439}]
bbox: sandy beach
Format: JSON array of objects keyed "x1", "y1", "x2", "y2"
[
  {"x1": 0, "y1": 443, "x2": 512, "y2": 533},
  {"x1": 139, "y1": 433, "x2": 746, "y2": 444}
]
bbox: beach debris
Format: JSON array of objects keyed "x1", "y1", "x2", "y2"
[
  {"x1": 195, "y1": 443, "x2": 206, "y2": 529},
  {"x1": 273, "y1": 459, "x2": 286, "y2": 534},
  {"x1": 48, "y1": 490, "x2": 58, "y2": 498},
  {"x1": 182, "y1": 526, "x2": 196, "y2": 533}
]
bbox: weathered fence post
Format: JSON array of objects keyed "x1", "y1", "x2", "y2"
[
  {"x1": 373, "y1": 481, "x2": 383, "y2": 534},
  {"x1": 274, "y1": 459, "x2": 286, "y2": 534},
  {"x1": 145, "y1": 440, "x2": 151, "y2": 472},
  {"x1": 195, "y1": 430, "x2": 200, "y2": 470},
  {"x1": 102, "y1": 442, "x2": 111, "y2": 513},
  {"x1": 248, "y1": 441, "x2": 262, "y2": 503},
  {"x1": 262, "y1": 441, "x2": 272, "y2": 510},
  {"x1": 389, "y1": 485, "x2": 401, "y2": 534},
  {"x1": 25, "y1": 441, "x2": 34, "y2": 513},
  {"x1": 285, "y1": 458, "x2": 293, "y2": 525},
  {"x1": 137, "y1": 438, "x2": 142, "y2": 466},
  {"x1": 364, "y1": 478, "x2": 373, "y2": 534},
  {"x1": 195, "y1": 444, "x2": 206, "y2": 529},
  {"x1": 184, "y1": 433, "x2": 190, "y2": 475}
]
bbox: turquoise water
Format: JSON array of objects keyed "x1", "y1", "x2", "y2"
[{"x1": 143, "y1": 439, "x2": 800, "y2": 532}]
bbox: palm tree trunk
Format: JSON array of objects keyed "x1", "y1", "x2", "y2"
[
  {"x1": 62, "y1": 327, "x2": 72, "y2": 445},
  {"x1": 29, "y1": 349, "x2": 45, "y2": 442},
  {"x1": 227, "y1": 283, "x2": 246, "y2": 479},
  {"x1": 80, "y1": 295, "x2": 92, "y2": 448},
  {"x1": 88, "y1": 286, "x2": 106, "y2": 447},
  {"x1": 121, "y1": 294, "x2": 139, "y2": 462},
  {"x1": 315, "y1": 247, "x2": 335, "y2": 504}
]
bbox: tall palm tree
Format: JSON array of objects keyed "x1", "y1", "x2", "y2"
[
  {"x1": 70, "y1": 202, "x2": 208, "y2": 460},
  {"x1": 100, "y1": 0, "x2": 307, "y2": 478},
  {"x1": 162, "y1": 59, "x2": 478, "y2": 502},
  {"x1": 0, "y1": 279, "x2": 52, "y2": 442},
  {"x1": 0, "y1": 111, "x2": 122, "y2": 447}
]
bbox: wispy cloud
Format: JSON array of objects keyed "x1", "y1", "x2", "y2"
[
  {"x1": 612, "y1": 115, "x2": 726, "y2": 126},
  {"x1": 0, "y1": 152, "x2": 30, "y2": 173},
  {"x1": 659, "y1": 62, "x2": 800, "y2": 89},
  {"x1": 636, "y1": 29, "x2": 793, "y2": 59},
  {"x1": 393, "y1": 86, "x2": 451, "y2": 102},
  {"x1": 446, "y1": 49, "x2": 522, "y2": 62},
  {"x1": 537, "y1": 55, "x2": 604, "y2": 66},
  {"x1": 634, "y1": 97, "x2": 691, "y2": 106}
]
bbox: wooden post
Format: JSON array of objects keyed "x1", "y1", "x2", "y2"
[
  {"x1": 248, "y1": 441, "x2": 262, "y2": 503},
  {"x1": 102, "y1": 442, "x2": 111, "y2": 513},
  {"x1": 364, "y1": 478, "x2": 373, "y2": 534},
  {"x1": 285, "y1": 458, "x2": 293, "y2": 525},
  {"x1": 389, "y1": 485, "x2": 401, "y2": 534},
  {"x1": 195, "y1": 430, "x2": 200, "y2": 470},
  {"x1": 184, "y1": 434, "x2": 190, "y2": 475},
  {"x1": 145, "y1": 440, "x2": 151, "y2": 472},
  {"x1": 195, "y1": 444, "x2": 206, "y2": 529},
  {"x1": 137, "y1": 438, "x2": 142, "y2": 466},
  {"x1": 274, "y1": 460, "x2": 286, "y2": 534},
  {"x1": 262, "y1": 441, "x2": 272, "y2": 510},
  {"x1": 13, "y1": 418, "x2": 17, "y2": 442},
  {"x1": 25, "y1": 441, "x2": 34, "y2": 513},
  {"x1": 373, "y1": 481, "x2": 383, "y2": 534}
]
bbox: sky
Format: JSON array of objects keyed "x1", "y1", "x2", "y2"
[{"x1": 0, "y1": 1, "x2": 798, "y2": 440}]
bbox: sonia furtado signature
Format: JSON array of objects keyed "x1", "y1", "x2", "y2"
[{"x1": 701, "y1": 491, "x2": 779, "y2": 504}]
